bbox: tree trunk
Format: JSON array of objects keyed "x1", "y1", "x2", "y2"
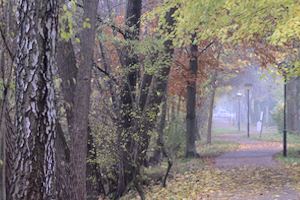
[
  {"x1": 57, "y1": 39, "x2": 77, "y2": 132},
  {"x1": 152, "y1": 81, "x2": 169, "y2": 164},
  {"x1": 10, "y1": 0, "x2": 58, "y2": 198},
  {"x1": 0, "y1": 2, "x2": 15, "y2": 196},
  {"x1": 207, "y1": 71, "x2": 217, "y2": 144},
  {"x1": 69, "y1": 1, "x2": 98, "y2": 199},
  {"x1": 254, "y1": 100, "x2": 259, "y2": 123},
  {"x1": 5, "y1": 107, "x2": 14, "y2": 200},
  {"x1": 0, "y1": 50, "x2": 6, "y2": 200},
  {"x1": 185, "y1": 34, "x2": 199, "y2": 158},
  {"x1": 0, "y1": 107, "x2": 5, "y2": 200},
  {"x1": 136, "y1": 5, "x2": 177, "y2": 167},
  {"x1": 55, "y1": 122, "x2": 70, "y2": 200},
  {"x1": 86, "y1": 125, "x2": 105, "y2": 199},
  {"x1": 116, "y1": 0, "x2": 142, "y2": 197},
  {"x1": 56, "y1": 26, "x2": 78, "y2": 200}
]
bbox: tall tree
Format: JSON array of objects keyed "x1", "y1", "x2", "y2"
[
  {"x1": 10, "y1": 0, "x2": 58, "y2": 199},
  {"x1": 116, "y1": 0, "x2": 142, "y2": 197},
  {"x1": 185, "y1": 34, "x2": 199, "y2": 158},
  {"x1": 207, "y1": 70, "x2": 218, "y2": 144},
  {"x1": 0, "y1": 1, "x2": 16, "y2": 199},
  {"x1": 68, "y1": 0, "x2": 98, "y2": 199}
]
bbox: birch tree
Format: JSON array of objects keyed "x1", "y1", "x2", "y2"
[{"x1": 10, "y1": 0, "x2": 58, "y2": 199}]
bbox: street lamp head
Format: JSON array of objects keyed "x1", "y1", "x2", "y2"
[
  {"x1": 244, "y1": 82, "x2": 253, "y2": 90},
  {"x1": 236, "y1": 92, "x2": 242, "y2": 99}
]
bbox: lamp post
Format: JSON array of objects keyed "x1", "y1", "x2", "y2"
[
  {"x1": 279, "y1": 62, "x2": 291, "y2": 157},
  {"x1": 283, "y1": 72, "x2": 287, "y2": 157},
  {"x1": 236, "y1": 93, "x2": 242, "y2": 131},
  {"x1": 244, "y1": 83, "x2": 253, "y2": 137}
]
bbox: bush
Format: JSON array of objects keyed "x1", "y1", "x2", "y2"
[
  {"x1": 164, "y1": 118, "x2": 186, "y2": 158},
  {"x1": 271, "y1": 102, "x2": 284, "y2": 133}
]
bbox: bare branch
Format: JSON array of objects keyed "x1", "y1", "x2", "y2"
[
  {"x1": 97, "y1": 17, "x2": 125, "y2": 37},
  {"x1": 0, "y1": 25, "x2": 15, "y2": 61},
  {"x1": 93, "y1": 62, "x2": 119, "y2": 86},
  {"x1": 199, "y1": 41, "x2": 215, "y2": 54}
]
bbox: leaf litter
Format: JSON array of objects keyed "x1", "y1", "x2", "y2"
[
  {"x1": 121, "y1": 163, "x2": 300, "y2": 200},
  {"x1": 121, "y1": 136, "x2": 300, "y2": 199}
]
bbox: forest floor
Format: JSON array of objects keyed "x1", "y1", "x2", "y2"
[{"x1": 120, "y1": 119, "x2": 300, "y2": 200}]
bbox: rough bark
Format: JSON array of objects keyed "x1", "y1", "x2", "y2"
[
  {"x1": 0, "y1": 3, "x2": 15, "y2": 196},
  {"x1": 207, "y1": 71, "x2": 217, "y2": 144},
  {"x1": 0, "y1": 107, "x2": 5, "y2": 200},
  {"x1": 55, "y1": 122, "x2": 70, "y2": 200},
  {"x1": 69, "y1": 1, "x2": 98, "y2": 199},
  {"x1": 5, "y1": 107, "x2": 14, "y2": 200},
  {"x1": 0, "y1": 50, "x2": 6, "y2": 200},
  {"x1": 185, "y1": 34, "x2": 199, "y2": 158},
  {"x1": 86, "y1": 125, "x2": 104, "y2": 199},
  {"x1": 10, "y1": 0, "x2": 58, "y2": 198}
]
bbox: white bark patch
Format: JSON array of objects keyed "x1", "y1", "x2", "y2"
[
  {"x1": 11, "y1": 0, "x2": 58, "y2": 198},
  {"x1": 32, "y1": 51, "x2": 38, "y2": 66},
  {"x1": 38, "y1": 19, "x2": 44, "y2": 38},
  {"x1": 25, "y1": 117, "x2": 30, "y2": 138}
]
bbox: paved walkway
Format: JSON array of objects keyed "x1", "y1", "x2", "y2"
[
  {"x1": 215, "y1": 134, "x2": 281, "y2": 167},
  {"x1": 212, "y1": 119, "x2": 299, "y2": 199}
]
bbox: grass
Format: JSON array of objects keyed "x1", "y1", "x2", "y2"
[
  {"x1": 274, "y1": 147, "x2": 300, "y2": 163},
  {"x1": 244, "y1": 132, "x2": 300, "y2": 163},
  {"x1": 196, "y1": 139, "x2": 240, "y2": 157},
  {"x1": 212, "y1": 128, "x2": 245, "y2": 135},
  {"x1": 243, "y1": 132, "x2": 300, "y2": 145}
]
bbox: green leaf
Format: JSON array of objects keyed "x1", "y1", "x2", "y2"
[
  {"x1": 63, "y1": 4, "x2": 67, "y2": 11},
  {"x1": 55, "y1": 80, "x2": 60, "y2": 89},
  {"x1": 87, "y1": 23, "x2": 91, "y2": 29},
  {"x1": 75, "y1": 37, "x2": 80, "y2": 43},
  {"x1": 61, "y1": 31, "x2": 69, "y2": 42},
  {"x1": 86, "y1": 18, "x2": 90, "y2": 21},
  {"x1": 83, "y1": 21, "x2": 87, "y2": 28}
]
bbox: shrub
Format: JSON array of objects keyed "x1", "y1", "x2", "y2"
[{"x1": 271, "y1": 102, "x2": 283, "y2": 133}]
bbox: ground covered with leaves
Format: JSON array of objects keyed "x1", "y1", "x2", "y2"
[
  {"x1": 122, "y1": 164, "x2": 300, "y2": 199},
  {"x1": 118, "y1": 121, "x2": 300, "y2": 199}
]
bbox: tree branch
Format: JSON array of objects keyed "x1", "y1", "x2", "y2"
[
  {"x1": 97, "y1": 17, "x2": 125, "y2": 37},
  {"x1": 199, "y1": 41, "x2": 214, "y2": 54},
  {"x1": 93, "y1": 63, "x2": 119, "y2": 86},
  {"x1": 0, "y1": 25, "x2": 14, "y2": 61}
]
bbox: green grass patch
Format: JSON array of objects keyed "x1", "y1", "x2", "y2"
[
  {"x1": 244, "y1": 132, "x2": 300, "y2": 163},
  {"x1": 196, "y1": 140, "x2": 240, "y2": 157},
  {"x1": 244, "y1": 132, "x2": 300, "y2": 145},
  {"x1": 274, "y1": 147, "x2": 300, "y2": 163},
  {"x1": 212, "y1": 128, "x2": 245, "y2": 135}
]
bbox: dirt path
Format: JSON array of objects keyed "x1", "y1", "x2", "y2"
[{"x1": 212, "y1": 118, "x2": 300, "y2": 199}]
